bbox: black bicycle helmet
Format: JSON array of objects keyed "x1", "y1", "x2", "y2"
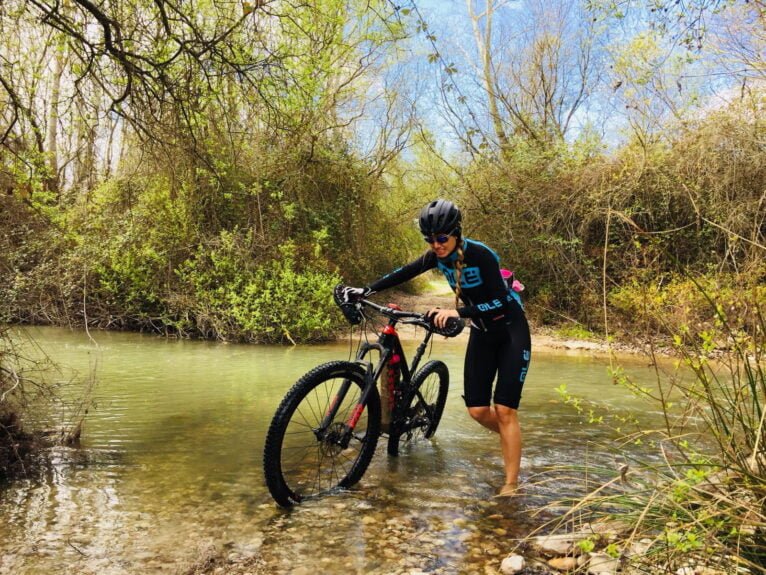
[{"x1": 419, "y1": 199, "x2": 462, "y2": 237}]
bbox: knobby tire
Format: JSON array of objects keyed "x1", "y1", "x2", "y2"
[
  {"x1": 387, "y1": 360, "x2": 449, "y2": 457},
  {"x1": 263, "y1": 361, "x2": 381, "y2": 507}
]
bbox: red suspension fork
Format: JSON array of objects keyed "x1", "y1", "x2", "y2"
[{"x1": 347, "y1": 404, "x2": 366, "y2": 428}]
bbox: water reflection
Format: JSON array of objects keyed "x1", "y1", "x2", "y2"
[{"x1": 0, "y1": 327, "x2": 672, "y2": 574}]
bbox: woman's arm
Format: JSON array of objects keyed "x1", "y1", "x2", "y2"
[{"x1": 367, "y1": 251, "x2": 437, "y2": 293}]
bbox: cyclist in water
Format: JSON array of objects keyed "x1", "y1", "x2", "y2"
[{"x1": 338, "y1": 199, "x2": 532, "y2": 497}]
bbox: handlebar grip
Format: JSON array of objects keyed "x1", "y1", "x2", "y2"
[
  {"x1": 428, "y1": 315, "x2": 465, "y2": 338},
  {"x1": 333, "y1": 284, "x2": 363, "y2": 325}
]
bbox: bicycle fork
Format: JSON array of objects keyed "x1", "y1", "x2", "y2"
[{"x1": 317, "y1": 356, "x2": 387, "y2": 449}]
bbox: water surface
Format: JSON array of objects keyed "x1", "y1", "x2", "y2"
[{"x1": 0, "y1": 327, "x2": 672, "y2": 574}]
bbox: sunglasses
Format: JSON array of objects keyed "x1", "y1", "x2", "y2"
[{"x1": 423, "y1": 233, "x2": 453, "y2": 245}]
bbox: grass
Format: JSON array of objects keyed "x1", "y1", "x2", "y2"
[{"x1": 528, "y1": 281, "x2": 766, "y2": 574}]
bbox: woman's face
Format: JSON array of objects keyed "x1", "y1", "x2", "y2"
[{"x1": 426, "y1": 233, "x2": 458, "y2": 258}]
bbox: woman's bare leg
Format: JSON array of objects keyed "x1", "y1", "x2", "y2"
[
  {"x1": 468, "y1": 405, "x2": 522, "y2": 487},
  {"x1": 495, "y1": 405, "x2": 521, "y2": 486},
  {"x1": 467, "y1": 406, "x2": 499, "y2": 432}
]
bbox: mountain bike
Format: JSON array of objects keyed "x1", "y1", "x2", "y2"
[{"x1": 262, "y1": 286, "x2": 464, "y2": 507}]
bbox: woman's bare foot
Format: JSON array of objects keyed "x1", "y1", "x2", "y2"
[{"x1": 494, "y1": 482, "x2": 520, "y2": 498}]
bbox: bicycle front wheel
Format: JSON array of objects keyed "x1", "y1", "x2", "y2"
[
  {"x1": 387, "y1": 360, "x2": 449, "y2": 456},
  {"x1": 263, "y1": 361, "x2": 381, "y2": 506}
]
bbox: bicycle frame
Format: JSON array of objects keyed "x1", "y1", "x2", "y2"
[{"x1": 317, "y1": 303, "x2": 434, "y2": 448}]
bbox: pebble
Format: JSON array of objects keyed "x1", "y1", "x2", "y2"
[
  {"x1": 500, "y1": 554, "x2": 525, "y2": 574},
  {"x1": 627, "y1": 538, "x2": 653, "y2": 557},
  {"x1": 534, "y1": 533, "x2": 580, "y2": 555},
  {"x1": 588, "y1": 551, "x2": 619, "y2": 575},
  {"x1": 548, "y1": 556, "x2": 582, "y2": 571}
]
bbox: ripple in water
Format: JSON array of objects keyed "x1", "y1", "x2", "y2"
[{"x1": 0, "y1": 327, "x2": 670, "y2": 574}]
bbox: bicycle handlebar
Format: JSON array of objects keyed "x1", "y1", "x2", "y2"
[
  {"x1": 333, "y1": 283, "x2": 464, "y2": 337},
  {"x1": 358, "y1": 298, "x2": 464, "y2": 338},
  {"x1": 359, "y1": 299, "x2": 424, "y2": 321}
]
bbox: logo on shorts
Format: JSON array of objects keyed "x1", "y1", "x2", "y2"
[{"x1": 519, "y1": 349, "x2": 530, "y2": 383}]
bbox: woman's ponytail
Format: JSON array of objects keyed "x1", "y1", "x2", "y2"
[{"x1": 454, "y1": 239, "x2": 465, "y2": 309}]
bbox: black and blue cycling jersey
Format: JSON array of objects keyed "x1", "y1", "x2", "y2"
[
  {"x1": 368, "y1": 238, "x2": 519, "y2": 332},
  {"x1": 368, "y1": 236, "x2": 531, "y2": 409}
]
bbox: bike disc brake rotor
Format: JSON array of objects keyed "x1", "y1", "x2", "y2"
[
  {"x1": 319, "y1": 422, "x2": 349, "y2": 457},
  {"x1": 403, "y1": 402, "x2": 431, "y2": 437}
]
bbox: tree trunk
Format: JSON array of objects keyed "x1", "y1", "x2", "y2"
[
  {"x1": 466, "y1": 0, "x2": 510, "y2": 152},
  {"x1": 46, "y1": 40, "x2": 65, "y2": 200}
]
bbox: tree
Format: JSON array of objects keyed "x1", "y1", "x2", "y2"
[{"x1": 437, "y1": 0, "x2": 603, "y2": 154}]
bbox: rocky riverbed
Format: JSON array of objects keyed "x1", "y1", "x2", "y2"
[{"x1": 0, "y1": 318, "x2": 683, "y2": 575}]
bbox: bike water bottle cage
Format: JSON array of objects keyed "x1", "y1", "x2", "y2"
[{"x1": 333, "y1": 284, "x2": 363, "y2": 325}]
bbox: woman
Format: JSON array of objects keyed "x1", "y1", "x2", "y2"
[{"x1": 339, "y1": 199, "x2": 532, "y2": 497}]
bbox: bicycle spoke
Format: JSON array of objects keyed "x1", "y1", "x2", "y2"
[
  {"x1": 388, "y1": 360, "x2": 448, "y2": 457},
  {"x1": 264, "y1": 366, "x2": 378, "y2": 503}
]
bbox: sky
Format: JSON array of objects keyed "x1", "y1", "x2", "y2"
[{"x1": 356, "y1": 0, "x2": 761, "y2": 158}]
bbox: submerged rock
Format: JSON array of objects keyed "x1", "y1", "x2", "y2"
[
  {"x1": 499, "y1": 554, "x2": 525, "y2": 574},
  {"x1": 587, "y1": 552, "x2": 619, "y2": 575}
]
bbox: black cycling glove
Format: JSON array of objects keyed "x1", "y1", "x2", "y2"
[
  {"x1": 339, "y1": 286, "x2": 372, "y2": 303},
  {"x1": 336, "y1": 285, "x2": 373, "y2": 304}
]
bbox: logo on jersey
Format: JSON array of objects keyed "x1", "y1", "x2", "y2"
[
  {"x1": 519, "y1": 349, "x2": 531, "y2": 382},
  {"x1": 437, "y1": 264, "x2": 483, "y2": 288},
  {"x1": 477, "y1": 299, "x2": 503, "y2": 312}
]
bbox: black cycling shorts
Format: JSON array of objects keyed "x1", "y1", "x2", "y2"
[{"x1": 463, "y1": 299, "x2": 531, "y2": 409}]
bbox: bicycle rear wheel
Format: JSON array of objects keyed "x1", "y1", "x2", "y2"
[
  {"x1": 387, "y1": 360, "x2": 449, "y2": 456},
  {"x1": 263, "y1": 361, "x2": 381, "y2": 506}
]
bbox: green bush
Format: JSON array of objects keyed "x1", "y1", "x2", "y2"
[
  {"x1": 609, "y1": 273, "x2": 766, "y2": 345},
  {"x1": 546, "y1": 272, "x2": 766, "y2": 574},
  {"x1": 177, "y1": 234, "x2": 343, "y2": 343}
]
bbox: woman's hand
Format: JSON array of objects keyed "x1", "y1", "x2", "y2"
[{"x1": 427, "y1": 307, "x2": 460, "y2": 329}]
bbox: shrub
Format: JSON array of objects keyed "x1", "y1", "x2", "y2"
[
  {"x1": 544, "y1": 274, "x2": 766, "y2": 574},
  {"x1": 609, "y1": 273, "x2": 766, "y2": 346},
  {"x1": 177, "y1": 234, "x2": 343, "y2": 343}
]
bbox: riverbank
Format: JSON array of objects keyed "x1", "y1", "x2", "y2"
[{"x1": 365, "y1": 289, "x2": 650, "y2": 358}]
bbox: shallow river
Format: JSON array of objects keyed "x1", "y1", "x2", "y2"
[{"x1": 0, "y1": 327, "x2": 670, "y2": 574}]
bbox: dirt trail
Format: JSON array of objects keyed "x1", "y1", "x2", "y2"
[{"x1": 368, "y1": 289, "x2": 623, "y2": 356}]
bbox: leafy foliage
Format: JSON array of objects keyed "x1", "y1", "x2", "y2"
[{"x1": 176, "y1": 234, "x2": 342, "y2": 343}]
